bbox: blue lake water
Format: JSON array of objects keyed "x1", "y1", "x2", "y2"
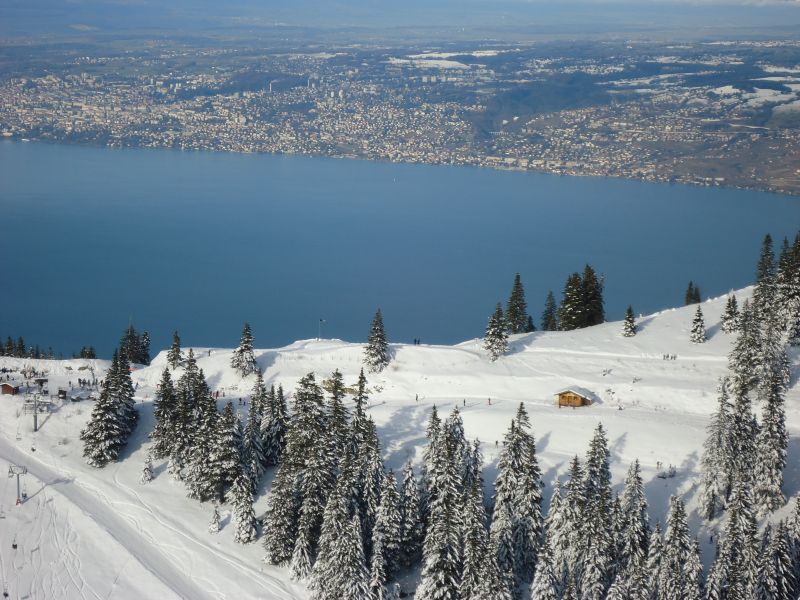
[{"x1": 1, "y1": 139, "x2": 799, "y2": 357}]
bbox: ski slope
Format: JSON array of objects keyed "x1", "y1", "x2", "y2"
[{"x1": 0, "y1": 287, "x2": 798, "y2": 599}]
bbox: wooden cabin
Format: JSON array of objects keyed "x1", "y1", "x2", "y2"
[
  {"x1": 1, "y1": 382, "x2": 20, "y2": 396},
  {"x1": 555, "y1": 387, "x2": 594, "y2": 408}
]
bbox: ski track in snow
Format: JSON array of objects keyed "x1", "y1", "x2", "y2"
[{"x1": 0, "y1": 436, "x2": 209, "y2": 600}]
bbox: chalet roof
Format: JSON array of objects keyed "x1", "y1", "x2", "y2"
[{"x1": 554, "y1": 387, "x2": 598, "y2": 402}]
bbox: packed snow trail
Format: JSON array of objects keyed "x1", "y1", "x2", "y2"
[{"x1": 0, "y1": 436, "x2": 209, "y2": 600}]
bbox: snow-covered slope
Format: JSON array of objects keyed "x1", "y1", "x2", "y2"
[{"x1": 0, "y1": 288, "x2": 797, "y2": 599}]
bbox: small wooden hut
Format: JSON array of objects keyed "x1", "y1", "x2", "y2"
[
  {"x1": 555, "y1": 387, "x2": 594, "y2": 408},
  {"x1": 1, "y1": 382, "x2": 20, "y2": 396}
]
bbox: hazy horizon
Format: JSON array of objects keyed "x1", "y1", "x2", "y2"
[{"x1": 4, "y1": 0, "x2": 800, "y2": 40}]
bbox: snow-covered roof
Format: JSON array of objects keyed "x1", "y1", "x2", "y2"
[{"x1": 554, "y1": 386, "x2": 598, "y2": 402}]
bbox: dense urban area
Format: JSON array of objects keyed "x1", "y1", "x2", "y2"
[{"x1": 2, "y1": 37, "x2": 800, "y2": 193}]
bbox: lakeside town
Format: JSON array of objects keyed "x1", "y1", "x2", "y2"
[{"x1": 3, "y1": 38, "x2": 800, "y2": 194}]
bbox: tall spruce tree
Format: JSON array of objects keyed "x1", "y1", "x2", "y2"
[
  {"x1": 754, "y1": 233, "x2": 777, "y2": 319},
  {"x1": 459, "y1": 462, "x2": 489, "y2": 600},
  {"x1": 150, "y1": 368, "x2": 177, "y2": 459},
  {"x1": 231, "y1": 322, "x2": 258, "y2": 377},
  {"x1": 690, "y1": 305, "x2": 706, "y2": 343},
  {"x1": 370, "y1": 471, "x2": 403, "y2": 599},
  {"x1": 581, "y1": 264, "x2": 605, "y2": 326},
  {"x1": 755, "y1": 520, "x2": 796, "y2": 600},
  {"x1": 700, "y1": 379, "x2": 734, "y2": 520},
  {"x1": 559, "y1": 273, "x2": 585, "y2": 331},
  {"x1": 364, "y1": 309, "x2": 389, "y2": 373},
  {"x1": 658, "y1": 497, "x2": 694, "y2": 599},
  {"x1": 721, "y1": 295, "x2": 740, "y2": 333},
  {"x1": 716, "y1": 481, "x2": 759, "y2": 599},
  {"x1": 485, "y1": 302, "x2": 509, "y2": 361},
  {"x1": 399, "y1": 461, "x2": 424, "y2": 568},
  {"x1": 622, "y1": 306, "x2": 637, "y2": 337},
  {"x1": 753, "y1": 372, "x2": 788, "y2": 516},
  {"x1": 232, "y1": 463, "x2": 258, "y2": 544},
  {"x1": 506, "y1": 273, "x2": 530, "y2": 334},
  {"x1": 685, "y1": 281, "x2": 701, "y2": 305},
  {"x1": 243, "y1": 376, "x2": 267, "y2": 490},
  {"x1": 167, "y1": 330, "x2": 183, "y2": 369},
  {"x1": 262, "y1": 384, "x2": 288, "y2": 467},
  {"x1": 618, "y1": 460, "x2": 650, "y2": 589},
  {"x1": 542, "y1": 291, "x2": 559, "y2": 331}
]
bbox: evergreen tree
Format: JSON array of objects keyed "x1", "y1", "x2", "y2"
[
  {"x1": 485, "y1": 302, "x2": 509, "y2": 361},
  {"x1": 370, "y1": 471, "x2": 403, "y2": 599},
  {"x1": 529, "y1": 540, "x2": 560, "y2": 600},
  {"x1": 717, "y1": 482, "x2": 759, "y2": 599},
  {"x1": 337, "y1": 517, "x2": 373, "y2": 600},
  {"x1": 211, "y1": 402, "x2": 240, "y2": 501},
  {"x1": 325, "y1": 369, "x2": 350, "y2": 465},
  {"x1": 208, "y1": 504, "x2": 221, "y2": 534},
  {"x1": 309, "y1": 468, "x2": 353, "y2": 600},
  {"x1": 417, "y1": 409, "x2": 465, "y2": 600},
  {"x1": 150, "y1": 368, "x2": 177, "y2": 459},
  {"x1": 755, "y1": 520, "x2": 795, "y2": 600},
  {"x1": 167, "y1": 330, "x2": 183, "y2": 369},
  {"x1": 559, "y1": 273, "x2": 585, "y2": 331},
  {"x1": 80, "y1": 350, "x2": 136, "y2": 467},
  {"x1": 581, "y1": 264, "x2": 605, "y2": 326},
  {"x1": 364, "y1": 309, "x2": 389, "y2": 373},
  {"x1": 459, "y1": 473, "x2": 489, "y2": 600},
  {"x1": 506, "y1": 273, "x2": 530, "y2": 334},
  {"x1": 753, "y1": 372, "x2": 788, "y2": 516},
  {"x1": 243, "y1": 378, "x2": 267, "y2": 490},
  {"x1": 525, "y1": 315, "x2": 536, "y2": 333},
  {"x1": 185, "y1": 389, "x2": 220, "y2": 502},
  {"x1": 399, "y1": 461, "x2": 424, "y2": 568},
  {"x1": 685, "y1": 281, "x2": 701, "y2": 305},
  {"x1": 541, "y1": 291, "x2": 559, "y2": 331},
  {"x1": 232, "y1": 464, "x2": 258, "y2": 544},
  {"x1": 618, "y1": 460, "x2": 650, "y2": 588},
  {"x1": 721, "y1": 295, "x2": 740, "y2": 333},
  {"x1": 658, "y1": 497, "x2": 693, "y2": 599},
  {"x1": 263, "y1": 464, "x2": 302, "y2": 565},
  {"x1": 644, "y1": 523, "x2": 664, "y2": 600},
  {"x1": 262, "y1": 384, "x2": 288, "y2": 466},
  {"x1": 700, "y1": 379, "x2": 734, "y2": 520},
  {"x1": 230, "y1": 322, "x2": 258, "y2": 377},
  {"x1": 622, "y1": 306, "x2": 637, "y2": 337},
  {"x1": 754, "y1": 233, "x2": 777, "y2": 318},
  {"x1": 140, "y1": 453, "x2": 154, "y2": 484},
  {"x1": 729, "y1": 386, "x2": 757, "y2": 488},
  {"x1": 690, "y1": 305, "x2": 706, "y2": 344}
]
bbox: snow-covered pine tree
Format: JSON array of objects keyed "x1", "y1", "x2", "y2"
[
  {"x1": 729, "y1": 299, "x2": 759, "y2": 396},
  {"x1": 80, "y1": 351, "x2": 129, "y2": 467},
  {"x1": 230, "y1": 322, "x2": 258, "y2": 377},
  {"x1": 263, "y1": 464, "x2": 302, "y2": 566},
  {"x1": 622, "y1": 305, "x2": 637, "y2": 337},
  {"x1": 140, "y1": 453, "x2": 154, "y2": 484},
  {"x1": 559, "y1": 273, "x2": 585, "y2": 331},
  {"x1": 167, "y1": 330, "x2": 183, "y2": 369},
  {"x1": 358, "y1": 418, "x2": 385, "y2": 561},
  {"x1": 658, "y1": 496, "x2": 693, "y2": 599},
  {"x1": 416, "y1": 409, "x2": 465, "y2": 600},
  {"x1": 541, "y1": 290, "x2": 559, "y2": 331},
  {"x1": 506, "y1": 273, "x2": 530, "y2": 334},
  {"x1": 580, "y1": 422, "x2": 614, "y2": 587},
  {"x1": 700, "y1": 379, "x2": 734, "y2": 519},
  {"x1": 369, "y1": 471, "x2": 402, "y2": 599},
  {"x1": 561, "y1": 456, "x2": 586, "y2": 582},
  {"x1": 618, "y1": 459, "x2": 650, "y2": 588},
  {"x1": 528, "y1": 540, "x2": 560, "y2": 600},
  {"x1": 325, "y1": 369, "x2": 350, "y2": 466},
  {"x1": 544, "y1": 480, "x2": 568, "y2": 580},
  {"x1": 337, "y1": 516, "x2": 372, "y2": 600},
  {"x1": 644, "y1": 523, "x2": 664, "y2": 600},
  {"x1": 684, "y1": 538, "x2": 704, "y2": 600},
  {"x1": 262, "y1": 383, "x2": 288, "y2": 466},
  {"x1": 753, "y1": 373, "x2": 788, "y2": 516},
  {"x1": 755, "y1": 520, "x2": 796, "y2": 600},
  {"x1": 399, "y1": 461, "x2": 424, "y2": 568},
  {"x1": 729, "y1": 385, "x2": 758, "y2": 488},
  {"x1": 210, "y1": 402, "x2": 240, "y2": 501},
  {"x1": 717, "y1": 481, "x2": 759, "y2": 599},
  {"x1": 459, "y1": 474, "x2": 489, "y2": 600},
  {"x1": 364, "y1": 309, "x2": 389, "y2": 373},
  {"x1": 485, "y1": 302, "x2": 509, "y2": 361},
  {"x1": 490, "y1": 419, "x2": 520, "y2": 590},
  {"x1": 243, "y1": 383, "x2": 266, "y2": 491},
  {"x1": 232, "y1": 463, "x2": 258, "y2": 544},
  {"x1": 150, "y1": 368, "x2": 177, "y2": 459},
  {"x1": 309, "y1": 467, "x2": 353, "y2": 600},
  {"x1": 753, "y1": 233, "x2": 777, "y2": 319},
  {"x1": 185, "y1": 389, "x2": 220, "y2": 502},
  {"x1": 690, "y1": 305, "x2": 706, "y2": 344},
  {"x1": 208, "y1": 504, "x2": 221, "y2": 534},
  {"x1": 721, "y1": 294, "x2": 740, "y2": 333},
  {"x1": 290, "y1": 503, "x2": 316, "y2": 580}
]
